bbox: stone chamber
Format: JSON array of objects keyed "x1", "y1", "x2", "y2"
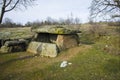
[{"x1": 0, "y1": 26, "x2": 81, "y2": 57}]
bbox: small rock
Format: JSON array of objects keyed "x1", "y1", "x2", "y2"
[
  {"x1": 105, "y1": 45, "x2": 108, "y2": 47},
  {"x1": 60, "y1": 61, "x2": 68, "y2": 68},
  {"x1": 68, "y1": 63, "x2": 72, "y2": 65}
]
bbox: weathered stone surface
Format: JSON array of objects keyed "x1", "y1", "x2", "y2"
[
  {"x1": 32, "y1": 26, "x2": 81, "y2": 34},
  {"x1": 27, "y1": 42, "x2": 58, "y2": 57},
  {"x1": 31, "y1": 33, "x2": 79, "y2": 51},
  {"x1": 27, "y1": 41, "x2": 41, "y2": 54},
  {"x1": 4, "y1": 41, "x2": 26, "y2": 47},
  {"x1": 56, "y1": 34, "x2": 79, "y2": 50},
  {"x1": 27, "y1": 26, "x2": 80, "y2": 57},
  {"x1": 0, "y1": 46, "x2": 10, "y2": 53},
  {"x1": 0, "y1": 40, "x2": 27, "y2": 53},
  {"x1": 40, "y1": 43, "x2": 58, "y2": 57}
]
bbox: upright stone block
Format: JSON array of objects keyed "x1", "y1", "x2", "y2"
[
  {"x1": 27, "y1": 42, "x2": 58, "y2": 57},
  {"x1": 40, "y1": 43, "x2": 58, "y2": 57},
  {"x1": 27, "y1": 41, "x2": 42, "y2": 54}
]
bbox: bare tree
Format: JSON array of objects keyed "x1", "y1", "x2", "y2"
[
  {"x1": 89, "y1": 0, "x2": 120, "y2": 21},
  {"x1": 0, "y1": 0, "x2": 36, "y2": 24},
  {"x1": 74, "y1": 17, "x2": 80, "y2": 24}
]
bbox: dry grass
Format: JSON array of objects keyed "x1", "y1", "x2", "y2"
[
  {"x1": 0, "y1": 27, "x2": 33, "y2": 39},
  {"x1": 0, "y1": 45, "x2": 91, "y2": 79},
  {"x1": 0, "y1": 25, "x2": 120, "y2": 80},
  {"x1": 0, "y1": 44, "x2": 119, "y2": 80},
  {"x1": 0, "y1": 27, "x2": 31, "y2": 31}
]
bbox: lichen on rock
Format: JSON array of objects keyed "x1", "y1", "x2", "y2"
[
  {"x1": 31, "y1": 25, "x2": 80, "y2": 34},
  {"x1": 27, "y1": 42, "x2": 58, "y2": 57}
]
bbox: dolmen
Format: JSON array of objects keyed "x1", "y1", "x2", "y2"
[{"x1": 27, "y1": 25, "x2": 81, "y2": 57}]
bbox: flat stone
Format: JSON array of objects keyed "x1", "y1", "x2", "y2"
[
  {"x1": 32, "y1": 25, "x2": 81, "y2": 34},
  {"x1": 0, "y1": 40, "x2": 27, "y2": 53},
  {"x1": 27, "y1": 42, "x2": 58, "y2": 57}
]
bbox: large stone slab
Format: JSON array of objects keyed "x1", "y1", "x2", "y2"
[
  {"x1": 40, "y1": 43, "x2": 58, "y2": 57},
  {"x1": 56, "y1": 34, "x2": 79, "y2": 50},
  {"x1": 0, "y1": 40, "x2": 27, "y2": 53},
  {"x1": 27, "y1": 42, "x2": 58, "y2": 57},
  {"x1": 27, "y1": 41, "x2": 42, "y2": 54},
  {"x1": 32, "y1": 26, "x2": 81, "y2": 34}
]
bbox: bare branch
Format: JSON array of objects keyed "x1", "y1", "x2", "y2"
[
  {"x1": 5, "y1": 0, "x2": 20, "y2": 12},
  {"x1": 0, "y1": 0, "x2": 37, "y2": 24},
  {"x1": 5, "y1": 0, "x2": 12, "y2": 7},
  {"x1": 89, "y1": 0, "x2": 120, "y2": 21}
]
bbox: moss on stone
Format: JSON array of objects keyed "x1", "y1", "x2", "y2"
[
  {"x1": 54, "y1": 28, "x2": 65, "y2": 34},
  {"x1": 32, "y1": 26, "x2": 80, "y2": 34}
]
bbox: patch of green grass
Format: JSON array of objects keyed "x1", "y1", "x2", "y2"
[
  {"x1": 0, "y1": 27, "x2": 33, "y2": 39},
  {"x1": 0, "y1": 52, "x2": 33, "y2": 63},
  {"x1": 39, "y1": 48, "x2": 120, "y2": 80},
  {"x1": 0, "y1": 45, "x2": 119, "y2": 80},
  {"x1": 94, "y1": 35, "x2": 120, "y2": 55}
]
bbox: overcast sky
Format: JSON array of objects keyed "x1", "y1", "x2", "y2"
[{"x1": 4, "y1": 0, "x2": 92, "y2": 24}]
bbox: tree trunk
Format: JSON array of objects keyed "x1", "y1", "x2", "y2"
[
  {"x1": 0, "y1": 13, "x2": 4, "y2": 24},
  {"x1": 0, "y1": 7, "x2": 5, "y2": 24}
]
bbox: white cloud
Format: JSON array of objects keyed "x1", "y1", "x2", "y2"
[{"x1": 4, "y1": 0, "x2": 92, "y2": 24}]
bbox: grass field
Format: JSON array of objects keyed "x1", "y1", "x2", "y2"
[
  {"x1": 0, "y1": 27, "x2": 33, "y2": 39},
  {"x1": 0, "y1": 44, "x2": 120, "y2": 80},
  {"x1": 0, "y1": 25, "x2": 120, "y2": 80}
]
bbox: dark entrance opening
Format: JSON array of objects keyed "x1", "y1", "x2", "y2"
[
  {"x1": 35, "y1": 33, "x2": 51, "y2": 43},
  {"x1": 35, "y1": 33, "x2": 58, "y2": 43}
]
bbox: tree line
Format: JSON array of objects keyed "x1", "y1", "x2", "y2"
[{"x1": 0, "y1": 16, "x2": 81, "y2": 27}]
